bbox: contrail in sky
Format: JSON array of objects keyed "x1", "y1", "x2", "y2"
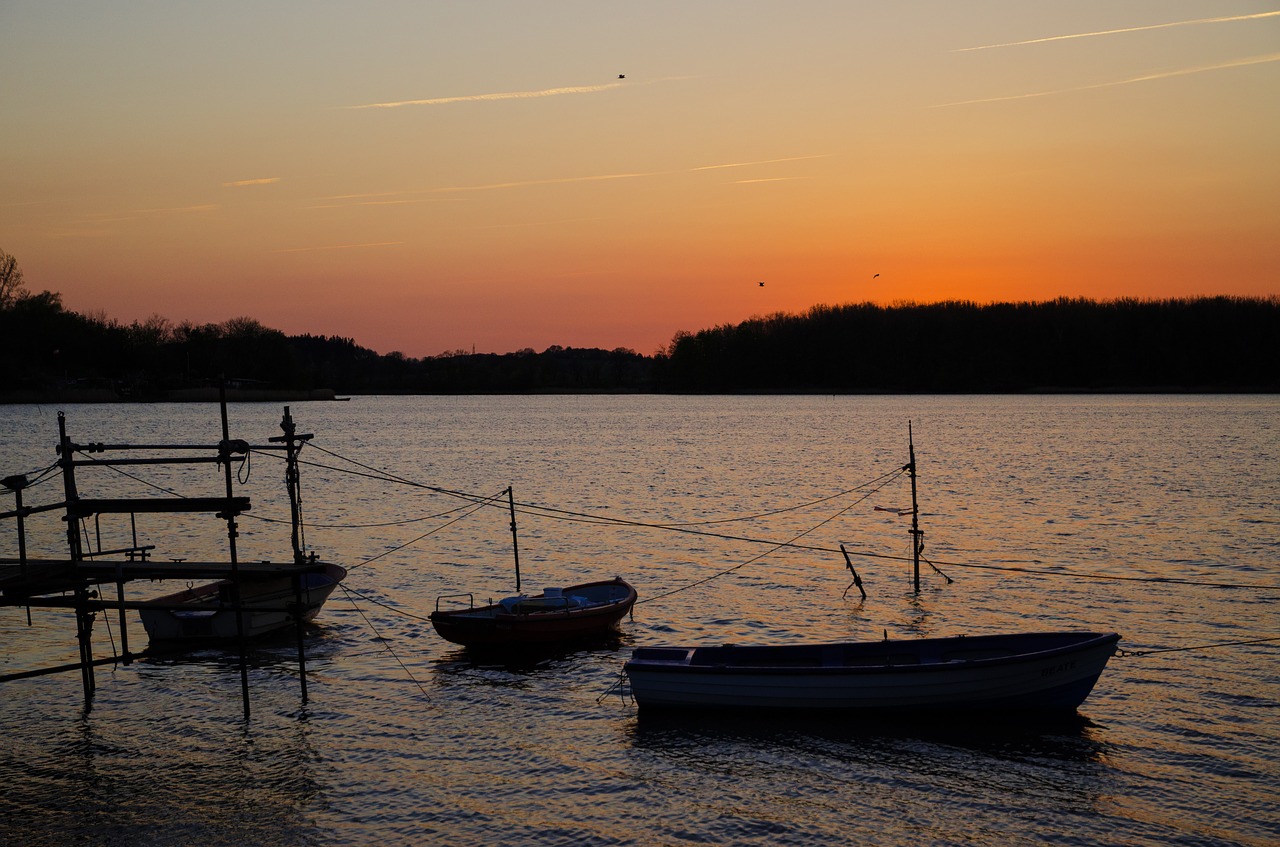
[
  {"x1": 307, "y1": 199, "x2": 420, "y2": 209},
  {"x1": 690, "y1": 155, "x2": 830, "y2": 171},
  {"x1": 432, "y1": 158, "x2": 828, "y2": 192},
  {"x1": 956, "y1": 10, "x2": 1280, "y2": 51},
  {"x1": 935, "y1": 52, "x2": 1280, "y2": 107},
  {"x1": 314, "y1": 152, "x2": 824, "y2": 200},
  {"x1": 734, "y1": 177, "x2": 811, "y2": 184},
  {"x1": 274, "y1": 241, "x2": 403, "y2": 253},
  {"x1": 99, "y1": 204, "x2": 220, "y2": 217},
  {"x1": 433, "y1": 172, "x2": 659, "y2": 192},
  {"x1": 223, "y1": 177, "x2": 280, "y2": 187},
  {"x1": 349, "y1": 83, "x2": 624, "y2": 109}
]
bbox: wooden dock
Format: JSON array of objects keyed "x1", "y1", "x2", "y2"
[{"x1": 1, "y1": 396, "x2": 342, "y2": 717}]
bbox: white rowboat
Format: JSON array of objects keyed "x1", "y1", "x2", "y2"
[{"x1": 623, "y1": 631, "x2": 1120, "y2": 712}]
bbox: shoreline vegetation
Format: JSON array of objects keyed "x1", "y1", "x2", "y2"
[{"x1": 1, "y1": 275, "x2": 1276, "y2": 400}]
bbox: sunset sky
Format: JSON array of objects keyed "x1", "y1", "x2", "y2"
[{"x1": 2, "y1": 2, "x2": 1277, "y2": 356}]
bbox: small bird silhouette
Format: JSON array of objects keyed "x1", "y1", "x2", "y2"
[
  {"x1": 618, "y1": 74, "x2": 626, "y2": 79},
  {"x1": 758, "y1": 281, "x2": 765, "y2": 287},
  {"x1": 872, "y1": 273, "x2": 880, "y2": 278}
]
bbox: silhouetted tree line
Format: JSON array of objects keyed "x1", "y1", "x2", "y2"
[
  {"x1": 0, "y1": 294, "x2": 649, "y2": 396},
  {"x1": 0, "y1": 252, "x2": 651, "y2": 395},
  {"x1": 1, "y1": 251, "x2": 1275, "y2": 396},
  {"x1": 659, "y1": 297, "x2": 1279, "y2": 392}
]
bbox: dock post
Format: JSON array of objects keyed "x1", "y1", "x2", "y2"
[
  {"x1": 218, "y1": 384, "x2": 252, "y2": 719},
  {"x1": 293, "y1": 575, "x2": 309, "y2": 704},
  {"x1": 74, "y1": 587, "x2": 96, "y2": 702},
  {"x1": 4, "y1": 475, "x2": 33, "y2": 624},
  {"x1": 4, "y1": 475, "x2": 29, "y2": 581},
  {"x1": 56, "y1": 412, "x2": 84, "y2": 562},
  {"x1": 115, "y1": 565, "x2": 131, "y2": 666},
  {"x1": 57, "y1": 413, "x2": 96, "y2": 702}
]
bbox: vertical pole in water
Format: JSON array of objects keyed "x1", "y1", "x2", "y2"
[
  {"x1": 219, "y1": 384, "x2": 251, "y2": 719},
  {"x1": 508, "y1": 487, "x2": 521, "y2": 593},
  {"x1": 280, "y1": 407, "x2": 308, "y2": 703},
  {"x1": 57, "y1": 412, "x2": 83, "y2": 561},
  {"x1": 293, "y1": 573, "x2": 308, "y2": 704},
  {"x1": 5, "y1": 476, "x2": 29, "y2": 581},
  {"x1": 115, "y1": 566, "x2": 130, "y2": 666},
  {"x1": 280, "y1": 407, "x2": 303, "y2": 563},
  {"x1": 5, "y1": 476, "x2": 33, "y2": 625},
  {"x1": 118, "y1": 514, "x2": 139, "y2": 664},
  {"x1": 57, "y1": 412, "x2": 95, "y2": 703},
  {"x1": 908, "y1": 421, "x2": 922, "y2": 595}
]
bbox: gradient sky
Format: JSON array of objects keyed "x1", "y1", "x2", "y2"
[{"x1": 2, "y1": 2, "x2": 1277, "y2": 356}]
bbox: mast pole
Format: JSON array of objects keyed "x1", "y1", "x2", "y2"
[
  {"x1": 280, "y1": 406, "x2": 307, "y2": 702},
  {"x1": 908, "y1": 421, "x2": 922, "y2": 594},
  {"x1": 280, "y1": 406, "x2": 304, "y2": 563},
  {"x1": 508, "y1": 487, "x2": 521, "y2": 593},
  {"x1": 266, "y1": 405, "x2": 318, "y2": 704}
]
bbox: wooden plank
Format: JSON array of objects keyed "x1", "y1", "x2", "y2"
[
  {"x1": 1, "y1": 558, "x2": 328, "y2": 599},
  {"x1": 66, "y1": 496, "x2": 251, "y2": 516}
]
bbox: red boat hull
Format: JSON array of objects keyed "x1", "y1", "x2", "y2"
[{"x1": 430, "y1": 577, "x2": 637, "y2": 647}]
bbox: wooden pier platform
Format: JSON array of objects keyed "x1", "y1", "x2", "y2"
[
  {"x1": 2, "y1": 401, "x2": 342, "y2": 716},
  {"x1": 0, "y1": 557, "x2": 333, "y2": 603}
]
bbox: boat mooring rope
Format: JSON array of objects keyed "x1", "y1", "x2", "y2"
[
  {"x1": 1116, "y1": 634, "x2": 1280, "y2": 658},
  {"x1": 91, "y1": 440, "x2": 1277, "y2": 597},
  {"x1": 339, "y1": 583, "x2": 434, "y2": 624},
  {"x1": 281, "y1": 441, "x2": 1280, "y2": 595},
  {"x1": 636, "y1": 467, "x2": 907, "y2": 607},
  {"x1": 341, "y1": 491, "x2": 504, "y2": 570},
  {"x1": 339, "y1": 584, "x2": 431, "y2": 701}
]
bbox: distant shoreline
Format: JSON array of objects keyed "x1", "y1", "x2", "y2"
[{"x1": 2, "y1": 386, "x2": 1274, "y2": 404}]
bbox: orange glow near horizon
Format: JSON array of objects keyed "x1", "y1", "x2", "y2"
[{"x1": 2, "y1": 3, "x2": 1277, "y2": 357}]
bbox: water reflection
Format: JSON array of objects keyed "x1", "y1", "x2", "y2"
[
  {"x1": 3, "y1": 395, "x2": 1275, "y2": 847},
  {"x1": 624, "y1": 708, "x2": 1117, "y2": 846},
  {"x1": 431, "y1": 632, "x2": 627, "y2": 671},
  {"x1": 9, "y1": 693, "x2": 323, "y2": 846},
  {"x1": 629, "y1": 709, "x2": 1109, "y2": 766}
]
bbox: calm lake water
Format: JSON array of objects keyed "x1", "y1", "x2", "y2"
[{"x1": 2, "y1": 395, "x2": 1277, "y2": 846}]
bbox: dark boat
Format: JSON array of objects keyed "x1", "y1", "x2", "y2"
[
  {"x1": 623, "y1": 631, "x2": 1120, "y2": 712},
  {"x1": 139, "y1": 562, "x2": 347, "y2": 643},
  {"x1": 430, "y1": 577, "x2": 637, "y2": 647}
]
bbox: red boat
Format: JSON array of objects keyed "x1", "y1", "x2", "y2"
[{"x1": 429, "y1": 577, "x2": 637, "y2": 648}]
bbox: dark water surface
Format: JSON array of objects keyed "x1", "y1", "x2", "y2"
[{"x1": 2, "y1": 395, "x2": 1277, "y2": 846}]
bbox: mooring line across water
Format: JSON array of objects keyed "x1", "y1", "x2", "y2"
[
  {"x1": 253, "y1": 441, "x2": 1280, "y2": 596},
  {"x1": 1117, "y1": 634, "x2": 1280, "y2": 658}
]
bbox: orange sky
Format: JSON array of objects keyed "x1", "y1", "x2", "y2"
[{"x1": 2, "y1": 2, "x2": 1277, "y2": 356}]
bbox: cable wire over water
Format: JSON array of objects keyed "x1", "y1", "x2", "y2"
[
  {"x1": 339, "y1": 584, "x2": 431, "y2": 701},
  {"x1": 1116, "y1": 634, "x2": 1280, "y2": 657},
  {"x1": 636, "y1": 466, "x2": 908, "y2": 606}
]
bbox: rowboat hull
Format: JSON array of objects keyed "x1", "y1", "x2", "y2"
[
  {"x1": 430, "y1": 577, "x2": 637, "y2": 647},
  {"x1": 624, "y1": 631, "x2": 1120, "y2": 712},
  {"x1": 138, "y1": 563, "x2": 347, "y2": 643}
]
